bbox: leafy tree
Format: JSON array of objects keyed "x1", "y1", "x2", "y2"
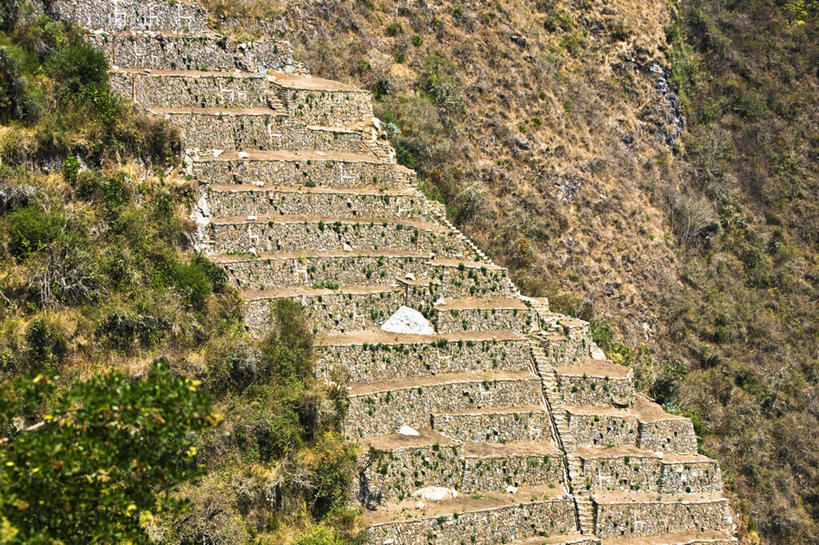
[{"x1": 0, "y1": 361, "x2": 219, "y2": 544}]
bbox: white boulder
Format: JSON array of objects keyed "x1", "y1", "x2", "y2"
[{"x1": 381, "y1": 306, "x2": 435, "y2": 335}]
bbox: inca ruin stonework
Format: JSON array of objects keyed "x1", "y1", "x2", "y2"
[{"x1": 55, "y1": 1, "x2": 738, "y2": 543}]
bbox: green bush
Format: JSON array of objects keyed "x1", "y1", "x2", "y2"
[
  {"x1": 293, "y1": 526, "x2": 344, "y2": 545},
  {"x1": 97, "y1": 311, "x2": 166, "y2": 352},
  {"x1": 25, "y1": 316, "x2": 66, "y2": 368},
  {"x1": 0, "y1": 46, "x2": 33, "y2": 122},
  {"x1": 6, "y1": 206, "x2": 66, "y2": 260},
  {"x1": 0, "y1": 0, "x2": 18, "y2": 32},
  {"x1": 260, "y1": 299, "x2": 314, "y2": 384},
  {"x1": 46, "y1": 40, "x2": 109, "y2": 98},
  {"x1": 60, "y1": 156, "x2": 80, "y2": 184}
]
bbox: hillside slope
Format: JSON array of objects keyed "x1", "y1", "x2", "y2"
[{"x1": 199, "y1": 1, "x2": 818, "y2": 543}]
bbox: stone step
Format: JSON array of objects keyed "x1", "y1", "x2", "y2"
[
  {"x1": 149, "y1": 107, "x2": 372, "y2": 152},
  {"x1": 556, "y1": 360, "x2": 635, "y2": 408},
  {"x1": 599, "y1": 531, "x2": 736, "y2": 545},
  {"x1": 577, "y1": 447, "x2": 723, "y2": 495},
  {"x1": 269, "y1": 72, "x2": 374, "y2": 127},
  {"x1": 50, "y1": 0, "x2": 208, "y2": 33},
  {"x1": 205, "y1": 185, "x2": 429, "y2": 221},
  {"x1": 191, "y1": 149, "x2": 398, "y2": 187},
  {"x1": 434, "y1": 297, "x2": 538, "y2": 334},
  {"x1": 315, "y1": 329, "x2": 532, "y2": 383},
  {"x1": 345, "y1": 370, "x2": 543, "y2": 438},
  {"x1": 243, "y1": 283, "x2": 436, "y2": 335},
  {"x1": 110, "y1": 68, "x2": 275, "y2": 108},
  {"x1": 363, "y1": 485, "x2": 579, "y2": 545},
  {"x1": 565, "y1": 396, "x2": 698, "y2": 455},
  {"x1": 592, "y1": 492, "x2": 732, "y2": 538},
  {"x1": 359, "y1": 431, "x2": 565, "y2": 501},
  {"x1": 204, "y1": 215, "x2": 467, "y2": 256},
  {"x1": 431, "y1": 405, "x2": 553, "y2": 443},
  {"x1": 87, "y1": 31, "x2": 303, "y2": 74}
]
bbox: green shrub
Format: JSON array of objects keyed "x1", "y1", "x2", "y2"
[
  {"x1": 386, "y1": 21, "x2": 402, "y2": 36},
  {"x1": 97, "y1": 311, "x2": 166, "y2": 352},
  {"x1": 6, "y1": 206, "x2": 65, "y2": 260},
  {"x1": 293, "y1": 526, "x2": 344, "y2": 545},
  {"x1": 46, "y1": 40, "x2": 108, "y2": 98},
  {"x1": 260, "y1": 299, "x2": 314, "y2": 384},
  {"x1": 60, "y1": 156, "x2": 80, "y2": 184},
  {"x1": 25, "y1": 316, "x2": 66, "y2": 368},
  {"x1": 421, "y1": 55, "x2": 463, "y2": 117},
  {"x1": 0, "y1": 46, "x2": 34, "y2": 122},
  {"x1": 0, "y1": 0, "x2": 19, "y2": 32}
]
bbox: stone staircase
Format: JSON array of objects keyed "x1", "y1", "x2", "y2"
[{"x1": 54, "y1": 2, "x2": 737, "y2": 544}]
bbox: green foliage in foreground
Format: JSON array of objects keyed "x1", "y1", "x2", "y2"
[{"x1": 0, "y1": 361, "x2": 218, "y2": 544}]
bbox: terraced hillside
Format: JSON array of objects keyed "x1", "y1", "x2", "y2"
[{"x1": 52, "y1": 1, "x2": 738, "y2": 544}]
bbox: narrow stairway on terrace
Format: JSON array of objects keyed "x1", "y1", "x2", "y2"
[{"x1": 52, "y1": 1, "x2": 738, "y2": 544}]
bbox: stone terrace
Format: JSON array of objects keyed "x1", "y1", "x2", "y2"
[{"x1": 55, "y1": 2, "x2": 736, "y2": 544}]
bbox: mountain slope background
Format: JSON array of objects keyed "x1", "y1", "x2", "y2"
[{"x1": 199, "y1": 1, "x2": 818, "y2": 543}]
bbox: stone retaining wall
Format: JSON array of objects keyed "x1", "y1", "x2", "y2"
[
  {"x1": 362, "y1": 444, "x2": 464, "y2": 501},
  {"x1": 111, "y1": 71, "x2": 270, "y2": 108},
  {"x1": 279, "y1": 87, "x2": 373, "y2": 127},
  {"x1": 315, "y1": 337, "x2": 533, "y2": 383},
  {"x1": 432, "y1": 409, "x2": 552, "y2": 443},
  {"x1": 346, "y1": 377, "x2": 543, "y2": 438},
  {"x1": 366, "y1": 497, "x2": 578, "y2": 545},
  {"x1": 593, "y1": 497, "x2": 730, "y2": 538},
  {"x1": 221, "y1": 253, "x2": 431, "y2": 291},
  {"x1": 434, "y1": 264, "x2": 511, "y2": 299},
  {"x1": 637, "y1": 419, "x2": 698, "y2": 455},
  {"x1": 362, "y1": 444, "x2": 565, "y2": 502},
  {"x1": 87, "y1": 33, "x2": 304, "y2": 74},
  {"x1": 244, "y1": 286, "x2": 435, "y2": 334},
  {"x1": 660, "y1": 459, "x2": 723, "y2": 494},
  {"x1": 206, "y1": 220, "x2": 464, "y2": 256},
  {"x1": 569, "y1": 411, "x2": 699, "y2": 454},
  {"x1": 568, "y1": 411, "x2": 639, "y2": 449},
  {"x1": 193, "y1": 156, "x2": 401, "y2": 187},
  {"x1": 207, "y1": 189, "x2": 429, "y2": 220},
  {"x1": 49, "y1": 0, "x2": 207, "y2": 33},
  {"x1": 581, "y1": 455, "x2": 722, "y2": 494},
  {"x1": 436, "y1": 307, "x2": 537, "y2": 334},
  {"x1": 462, "y1": 451, "x2": 564, "y2": 493},
  {"x1": 557, "y1": 373, "x2": 634, "y2": 408},
  {"x1": 540, "y1": 317, "x2": 594, "y2": 367},
  {"x1": 159, "y1": 111, "x2": 363, "y2": 151}
]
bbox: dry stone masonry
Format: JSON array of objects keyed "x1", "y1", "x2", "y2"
[{"x1": 56, "y1": 2, "x2": 737, "y2": 543}]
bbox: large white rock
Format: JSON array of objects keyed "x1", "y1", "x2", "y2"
[
  {"x1": 381, "y1": 306, "x2": 435, "y2": 335},
  {"x1": 412, "y1": 487, "x2": 458, "y2": 502},
  {"x1": 397, "y1": 425, "x2": 419, "y2": 437}
]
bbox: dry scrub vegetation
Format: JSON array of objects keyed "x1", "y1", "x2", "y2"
[{"x1": 199, "y1": 1, "x2": 817, "y2": 543}]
